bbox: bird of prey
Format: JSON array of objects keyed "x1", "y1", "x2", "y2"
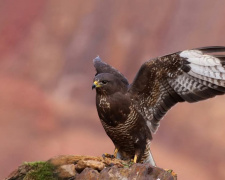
[{"x1": 92, "y1": 46, "x2": 225, "y2": 166}]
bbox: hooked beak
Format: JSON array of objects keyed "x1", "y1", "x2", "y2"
[
  {"x1": 92, "y1": 81, "x2": 100, "y2": 90},
  {"x1": 92, "y1": 84, "x2": 96, "y2": 90}
]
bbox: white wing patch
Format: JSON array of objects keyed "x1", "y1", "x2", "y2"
[
  {"x1": 189, "y1": 63, "x2": 225, "y2": 74},
  {"x1": 179, "y1": 49, "x2": 225, "y2": 86},
  {"x1": 189, "y1": 63, "x2": 225, "y2": 80},
  {"x1": 180, "y1": 50, "x2": 221, "y2": 66}
]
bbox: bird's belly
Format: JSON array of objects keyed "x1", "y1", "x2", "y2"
[{"x1": 101, "y1": 119, "x2": 136, "y2": 154}]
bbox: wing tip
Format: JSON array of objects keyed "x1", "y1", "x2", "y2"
[{"x1": 194, "y1": 46, "x2": 225, "y2": 53}]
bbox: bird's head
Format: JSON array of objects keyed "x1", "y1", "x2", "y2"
[{"x1": 92, "y1": 73, "x2": 127, "y2": 95}]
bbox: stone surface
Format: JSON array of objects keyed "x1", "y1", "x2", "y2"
[
  {"x1": 56, "y1": 164, "x2": 76, "y2": 179},
  {"x1": 5, "y1": 155, "x2": 177, "y2": 180}
]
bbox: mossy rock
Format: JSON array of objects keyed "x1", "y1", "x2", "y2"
[
  {"x1": 23, "y1": 161, "x2": 56, "y2": 180},
  {"x1": 6, "y1": 155, "x2": 177, "y2": 180}
]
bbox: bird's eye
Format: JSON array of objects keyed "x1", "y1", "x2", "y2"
[{"x1": 102, "y1": 80, "x2": 108, "y2": 84}]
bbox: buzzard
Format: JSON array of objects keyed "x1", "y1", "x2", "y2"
[{"x1": 92, "y1": 46, "x2": 225, "y2": 166}]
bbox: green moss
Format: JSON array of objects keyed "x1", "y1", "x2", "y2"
[
  {"x1": 121, "y1": 161, "x2": 134, "y2": 168},
  {"x1": 23, "y1": 161, "x2": 57, "y2": 180}
]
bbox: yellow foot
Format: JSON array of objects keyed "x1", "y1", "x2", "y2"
[{"x1": 102, "y1": 153, "x2": 115, "y2": 159}]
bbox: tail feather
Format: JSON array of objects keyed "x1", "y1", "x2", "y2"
[{"x1": 141, "y1": 139, "x2": 156, "y2": 166}]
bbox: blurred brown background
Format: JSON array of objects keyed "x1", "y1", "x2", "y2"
[{"x1": 1, "y1": 0, "x2": 225, "y2": 179}]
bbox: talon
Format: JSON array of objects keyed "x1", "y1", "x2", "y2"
[
  {"x1": 102, "y1": 153, "x2": 106, "y2": 159},
  {"x1": 114, "y1": 148, "x2": 119, "y2": 158},
  {"x1": 102, "y1": 153, "x2": 115, "y2": 159},
  {"x1": 133, "y1": 154, "x2": 138, "y2": 163}
]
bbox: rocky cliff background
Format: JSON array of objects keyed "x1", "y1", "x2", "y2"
[{"x1": 1, "y1": 1, "x2": 225, "y2": 179}]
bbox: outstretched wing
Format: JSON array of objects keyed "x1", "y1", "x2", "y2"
[
  {"x1": 128, "y1": 46, "x2": 225, "y2": 133},
  {"x1": 93, "y1": 56, "x2": 129, "y2": 85}
]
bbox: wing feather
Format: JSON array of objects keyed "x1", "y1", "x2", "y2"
[
  {"x1": 195, "y1": 46, "x2": 225, "y2": 53},
  {"x1": 129, "y1": 46, "x2": 225, "y2": 133}
]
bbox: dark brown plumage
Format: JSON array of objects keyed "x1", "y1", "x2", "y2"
[{"x1": 92, "y1": 46, "x2": 225, "y2": 166}]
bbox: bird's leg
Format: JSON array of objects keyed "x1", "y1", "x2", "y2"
[{"x1": 102, "y1": 147, "x2": 119, "y2": 159}]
